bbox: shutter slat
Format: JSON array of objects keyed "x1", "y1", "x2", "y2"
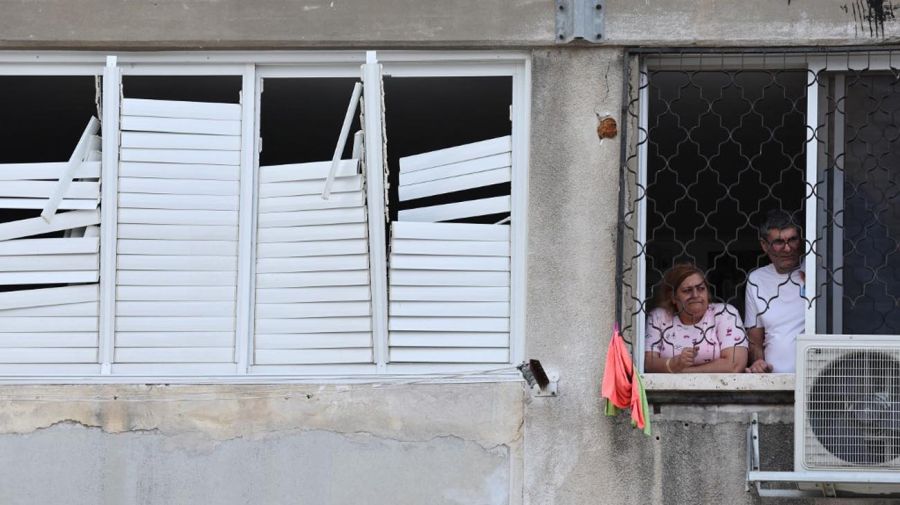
[
  {"x1": 118, "y1": 193, "x2": 239, "y2": 211},
  {"x1": 120, "y1": 116, "x2": 240, "y2": 136},
  {"x1": 256, "y1": 270, "x2": 370, "y2": 288},
  {"x1": 0, "y1": 161, "x2": 99, "y2": 180},
  {"x1": 391, "y1": 239, "x2": 508, "y2": 257},
  {"x1": 116, "y1": 301, "x2": 235, "y2": 317},
  {"x1": 257, "y1": 239, "x2": 368, "y2": 258},
  {"x1": 258, "y1": 191, "x2": 364, "y2": 213},
  {"x1": 120, "y1": 148, "x2": 240, "y2": 166},
  {"x1": 118, "y1": 239, "x2": 238, "y2": 256},
  {"x1": 392, "y1": 221, "x2": 509, "y2": 241},
  {"x1": 115, "y1": 332, "x2": 233, "y2": 347},
  {"x1": 119, "y1": 162, "x2": 239, "y2": 181},
  {"x1": 258, "y1": 175, "x2": 362, "y2": 198},
  {"x1": 120, "y1": 131, "x2": 241, "y2": 151},
  {"x1": 399, "y1": 136, "x2": 511, "y2": 173},
  {"x1": 389, "y1": 332, "x2": 509, "y2": 348},
  {"x1": 389, "y1": 348, "x2": 508, "y2": 363},
  {"x1": 399, "y1": 167, "x2": 510, "y2": 201},
  {"x1": 390, "y1": 270, "x2": 509, "y2": 287},
  {"x1": 259, "y1": 159, "x2": 358, "y2": 183},
  {"x1": 256, "y1": 332, "x2": 371, "y2": 349},
  {"x1": 116, "y1": 317, "x2": 236, "y2": 332},
  {"x1": 398, "y1": 196, "x2": 510, "y2": 222},
  {"x1": 389, "y1": 301, "x2": 508, "y2": 317},
  {"x1": 389, "y1": 286, "x2": 508, "y2": 302},
  {"x1": 257, "y1": 207, "x2": 366, "y2": 228},
  {"x1": 0, "y1": 237, "x2": 98, "y2": 256},
  {"x1": 257, "y1": 223, "x2": 367, "y2": 243},
  {"x1": 256, "y1": 301, "x2": 371, "y2": 318},
  {"x1": 255, "y1": 286, "x2": 371, "y2": 303},
  {"x1": 114, "y1": 347, "x2": 234, "y2": 363},
  {"x1": 256, "y1": 255, "x2": 369, "y2": 274},
  {"x1": 122, "y1": 98, "x2": 241, "y2": 120},
  {"x1": 254, "y1": 348, "x2": 372, "y2": 365},
  {"x1": 389, "y1": 255, "x2": 509, "y2": 272}
]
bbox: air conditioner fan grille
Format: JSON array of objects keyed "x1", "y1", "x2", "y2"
[{"x1": 804, "y1": 348, "x2": 900, "y2": 469}]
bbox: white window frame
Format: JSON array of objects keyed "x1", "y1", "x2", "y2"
[
  {"x1": 634, "y1": 53, "x2": 819, "y2": 392},
  {"x1": 0, "y1": 50, "x2": 529, "y2": 384}
]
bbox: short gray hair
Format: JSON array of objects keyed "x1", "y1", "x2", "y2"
[{"x1": 758, "y1": 209, "x2": 801, "y2": 239}]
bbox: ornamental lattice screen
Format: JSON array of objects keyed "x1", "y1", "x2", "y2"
[{"x1": 618, "y1": 50, "x2": 900, "y2": 365}]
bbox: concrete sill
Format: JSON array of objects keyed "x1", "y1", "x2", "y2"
[
  {"x1": 642, "y1": 373, "x2": 795, "y2": 405},
  {"x1": 642, "y1": 373, "x2": 794, "y2": 391}
]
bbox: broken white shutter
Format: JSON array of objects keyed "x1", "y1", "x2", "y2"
[
  {"x1": 389, "y1": 136, "x2": 512, "y2": 364},
  {"x1": 252, "y1": 57, "x2": 389, "y2": 368},
  {"x1": 254, "y1": 158, "x2": 374, "y2": 365},
  {"x1": 0, "y1": 118, "x2": 102, "y2": 365},
  {"x1": 114, "y1": 98, "x2": 241, "y2": 371}
]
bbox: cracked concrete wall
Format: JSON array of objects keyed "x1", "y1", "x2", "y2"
[
  {"x1": 0, "y1": 383, "x2": 523, "y2": 505},
  {"x1": 0, "y1": 0, "x2": 898, "y2": 48}
]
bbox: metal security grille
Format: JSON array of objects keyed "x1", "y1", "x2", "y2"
[
  {"x1": 618, "y1": 49, "x2": 900, "y2": 367},
  {"x1": 804, "y1": 346, "x2": 900, "y2": 469}
]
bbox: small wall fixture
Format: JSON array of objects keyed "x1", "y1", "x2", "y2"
[
  {"x1": 555, "y1": 0, "x2": 605, "y2": 43},
  {"x1": 518, "y1": 359, "x2": 559, "y2": 397}
]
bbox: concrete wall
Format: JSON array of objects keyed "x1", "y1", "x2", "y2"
[
  {"x1": 1, "y1": 0, "x2": 899, "y2": 48},
  {"x1": 0, "y1": 384, "x2": 523, "y2": 505},
  {"x1": 0, "y1": 1, "x2": 898, "y2": 504}
]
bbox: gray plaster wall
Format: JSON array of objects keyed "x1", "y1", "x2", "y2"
[
  {"x1": 0, "y1": 384, "x2": 523, "y2": 505},
  {"x1": 1, "y1": 0, "x2": 899, "y2": 48}
]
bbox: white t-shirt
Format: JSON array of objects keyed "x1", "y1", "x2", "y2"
[{"x1": 744, "y1": 264, "x2": 805, "y2": 373}]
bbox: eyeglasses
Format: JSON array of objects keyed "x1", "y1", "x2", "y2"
[{"x1": 766, "y1": 236, "x2": 801, "y2": 251}]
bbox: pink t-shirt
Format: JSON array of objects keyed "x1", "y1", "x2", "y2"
[{"x1": 645, "y1": 303, "x2": 747, "y2": 364}]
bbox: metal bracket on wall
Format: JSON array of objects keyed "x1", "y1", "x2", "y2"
[{"x1": 555, "y1": 0, "x2": 605, "y2": 43}]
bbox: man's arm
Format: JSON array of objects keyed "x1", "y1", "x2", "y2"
[{"x1": 746, "y1": 327, "x2": 773, "y2": 373}]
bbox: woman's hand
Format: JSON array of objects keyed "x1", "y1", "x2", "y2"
[
  {"x1": 746, "y1": 359, "x2": 773, "y2": 373},
  {"x1": 669, "y1": 347, "x2": 697, "y2": 373}
]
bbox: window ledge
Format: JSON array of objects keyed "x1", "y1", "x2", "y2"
[
  {"x1": 642, "y1": 373, "x2": 795, "y2": 405},
  {"x1": 643, "y1": 373, "x2": 794, "y2": 391}
]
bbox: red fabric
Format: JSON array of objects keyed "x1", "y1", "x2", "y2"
[{"x1": 600, "y1": 327, "x2": 633, "y2": 409}]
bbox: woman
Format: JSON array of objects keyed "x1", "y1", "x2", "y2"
[{"x1": 644, "y1": 263, "x2": 748, "y2": 373}]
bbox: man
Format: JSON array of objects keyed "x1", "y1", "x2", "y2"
[{"x1": 744, "y1": 210, "x2": 805, "y2": 373}]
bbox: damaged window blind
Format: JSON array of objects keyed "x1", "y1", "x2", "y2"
[
  {"x1": 253, "y1": 155, "x2": 373, "y2": 366},
  {"x1": 114, "y1": 98, "x2": 242, "y2": 373},
  {"x1": 389, "y1": 136, "x2": 512, "y2": 364},
  {"x1": 0, "y1": 117, "x2": 102, "y2": 366}
]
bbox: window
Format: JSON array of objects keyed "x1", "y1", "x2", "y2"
[
  {"x1": 620, "y1": 50, "x2": 900, "y2": 383},
  {"x1": 0, "y1": 51, "x2": 529, "y2": 380}
]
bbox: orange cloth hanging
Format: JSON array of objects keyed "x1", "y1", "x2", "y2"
[
  {"x1": 600, "y1": 325, "x2": 633, "y2": 409},
  {"x1": 601, "y1": 324, "x2": 651, "y2": 435}
]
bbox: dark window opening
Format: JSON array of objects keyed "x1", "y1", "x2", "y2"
[
  {"x1": 646, "y1": 70, "x2": 807, "y2": 313},
  {"x1": 0, "y1": 76, "x2": 98, "y2": 293},
  {"x1": 258, "y1": 78, "x2": 361, "y2": 166},
  {"x1": 122, "y1": 75, "x2": 241, "y2": 104},
  {"x1": 384, "y1": 76, "x2": 512, "y2": 224}
]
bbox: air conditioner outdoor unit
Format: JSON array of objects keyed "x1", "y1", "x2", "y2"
[{"x1": 794, "y1": 334, "x2": 900, "y2": 496}]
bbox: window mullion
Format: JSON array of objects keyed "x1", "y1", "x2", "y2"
[
  {"x1": 635, "y1": 62, "x2": 649, "y2": 373},
  {"x1": 363, "y1": 51, "x2": 390, "y2": 373},
  {"x1": 99, "y1": 55, "x2": 120, "y2": 375},
  {"x1": 234, "y1": 64, "x2": 258, "y2": 374},
  {"x1": 804, "y1": 61, "x2": 823, "y2": 337},
  {"x1": 509, "y1": 62, "x2": 530, "y2": 366}
]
